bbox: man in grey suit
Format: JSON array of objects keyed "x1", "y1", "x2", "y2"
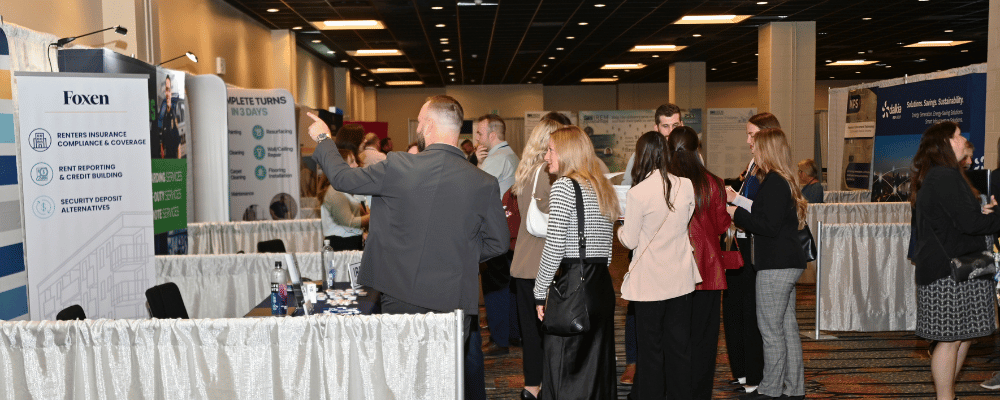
[{"x1": 307, "y1": 95, "x2": 508, "y2": 400}]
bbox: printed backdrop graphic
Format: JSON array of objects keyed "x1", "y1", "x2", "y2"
[
  {"x1": 578, "y1": 110, "x2": 655, "y2": 172},
  {"x1": 870, "y1": 73, "x2": 985, "y2": 202},
  {"x1": 706, "y1": 108, "x2": 757, "y2": 179},
  {"x1": 0, "y1": 27, "x2": 28, "y2": 320},
  {"x1": 524, "y1": 111, "x2": 578, "y2": 138},
  {"x1": 152, "y1": 68, "x2": 188, "y2": 255},
  {"x1": 227, "y1": 87, "x2": 300, "y2": 222},
  {"x1": 16, "y1": 72, "x2": 154, "y2": 320}
]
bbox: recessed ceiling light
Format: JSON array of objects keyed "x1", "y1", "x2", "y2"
[
  {"x1": 368, "y1": 79, "x2": 373, "y2": 82},
  {"x1": 904, "y1": 40, "x2": 971, "y2": 47},
  {"x1": 886, "y1": 66, "x2": 892, "y2": 68},
  {"x1": 579, "y1": 22, "x2": 589, "y2": 25},
  {"x1": 376, "y1": 83, "x2": 380, "y2": 86},
  {"x1": 432, "y1": 6, "x2": 443, "y2": 10},
  {"x1": 347, "y1": 49, "x2": 403, "y2": 56},
  {"x1": 542, "y1": 64, "x2": 548, "y2": 67},
  {"x1": 692, "y1": 34, "x2": 702, "y2": 37},
  {"x1": 674, "y1": 15, "x2": 751, "y2": 24},
  {"x1": 918, "y1": 58, "x2": 926, "y2": 61},
  {"x1": 341, "y1": 60, "x2": 348, "y2": 63},
  {"x1": 612, "y1": 75, "x2": 618, "y2": 78},
  {"x1": 442, "y1": 49, "x2": 451, "y2": 52},
  {"x1": 372, "y1": 68, "x2": 416, "y2": 73},
  {"x1": 567, "y1": 36, "x2": 575, "y2": 39},
  {"x1": 825, "y1": 60, "x2": 832, "y2": 63},
  {"x1": 595, "y1": 4, "x2": 605, "y2": 7},
  {"x1": 757, "y1": 1, "x2": 767, "y2": 4},
  {"x1": 755, "y1": 53, "x2": 759, "y2": 56},
  {"x1": 449, "y1": 72, "x2": 455, "y2": 75},
  {"x1": 436, "y1": 24, "x2": 446, "y2": 28},
  {"x1": 961, "y1": 49, "x2": 969, "y2": 52},
  {"x1": 548, "y1": 56, "x2": 555, "y2": 59},
  {"x1": 601, "y1": 63, "x2": 645, "y2": 70},
  {"x1": 819, "y1": 32, "x2": 827, "y2": 35},
  {"x1": 451, "y1": 78, "x2": 455, "y2": 82},
  {"x1": 292, "y1": 26, "x2": 302, "y2": 30},
  {"x1": 858, "y1": 51, "x2": 865, "y2": 54},
  {"x1": 556, "y1": 47, "x2": 564, "y2": 51},
  {"x1": 354, "y1": 67, "x2": 361, "y2": 70},
  {"x1": 326, "y1": 51, "x2": 334, "y2": 54},
  {"x1": 826, "y1": 60, "x2": 878, "y2": 66},
  {"x1": 386, "y1": 81, "x2": 423, "y2": 86},
  {"x1": 440, "y1": 38, "x2": 449, "y2": 41},
  {"x1": 447, "y1": 65, "x2": 453, "y2": 69},
  {"x1": 830, "y1": 76, "x2": 835, "y2": 78},
  {"x1": 314, "y1": 20, "x2": 387, "y2": 30},
  {"x1": 444, "y1": 58, "x2": 453, "y2": 61},
  {"x1": 267, "y1": 8, "x2": 279, "y2": 12},
  {"x1": 944, "y1": 30, "x2": 953, "y2": 32},
  {"x1": 360, "y1": 73, "x2": 367, "y2": 76},
  {"x1": 652, "y1": 55, "x2": 659, "y2": 58},
  {"x1": 711, "y1": 68, "x2": 717, "y2": 70},
  {"x1": 631, "y1": 45, "x2": 685, "y2": 52},
  {"x1": 312, "y1": 40, "x2": 321, "y2": 43},
  {"x1": 862, "y1": 17, "x2": 871, "y2": 20},
  {"x1": 536, "y1": 71, "x2": 542, "y2": 73},
  {"x1": 581, "y1": 78, "x2": 618, "y2": 83},
  {"x1": 731, "y1": 61, "x2": 737, "y2": 63}
]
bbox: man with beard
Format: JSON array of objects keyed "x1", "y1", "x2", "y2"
[{"x1": 307, "y1": 95, "x2": 508, "y2": 400}]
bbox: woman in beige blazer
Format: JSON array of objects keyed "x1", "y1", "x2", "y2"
[{"x1": 619, "y1": 131, "x2": 700, "y2": 400}]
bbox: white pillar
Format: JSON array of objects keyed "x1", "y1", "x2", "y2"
[
  {"x1": 758, "y1": 21, "x2": 816, "y2": 163},
  {"x1": 986, "y1": 0, "x2": 1000, "y2": 168}
]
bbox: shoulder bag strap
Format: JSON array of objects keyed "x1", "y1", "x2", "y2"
[
  {"x1": 531, "y1": 164, "x2": 545, "y2": 199},
  {"x1": 571, "y1": 179, "x2": 586, "y2": 258}
]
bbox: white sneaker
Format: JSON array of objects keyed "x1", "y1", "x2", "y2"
[{"x1": 981, "y1": 372, "x2": 1000, "y2": 390}]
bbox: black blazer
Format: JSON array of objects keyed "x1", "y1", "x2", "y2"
[
  {"x1": 314, "y1": 140, "x2": 509, "y2": 315},
  {"x1": 733, "y1": 172, "x2": 805, "y2": 271},
  {"x1": 913, "y1": 166, "x2": 1000, "y2": 285}
]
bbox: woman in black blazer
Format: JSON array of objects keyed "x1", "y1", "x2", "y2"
[
  {"x1": 910, "y1": 121, "x2": 1000, "y2": 400},
  {"x1": 726, "y1": 128, "x2": 807, "y2": 400}
]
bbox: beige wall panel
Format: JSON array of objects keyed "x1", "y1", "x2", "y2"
[
  {"x1": 1, "y1": 0, "x2": 104, "y2": 47},
  {"x1": 618, "y1": 82, "x2": 672, "y2": 110},
  {"x1": 295, "y1": 47, "x2": 336, "y2": 111},
  {"x1": 375, "y1": 87, "x2": 445, "y2": 150},
  {"x1": 445, "y1": 84, "x2": 543, "y2": 119},
  {"x1": 544, "y1": 85, "x2": 617, "y2": 111}
]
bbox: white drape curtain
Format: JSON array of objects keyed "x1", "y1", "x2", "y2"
[
  {"x1": 0, "y1": 22, "x2": 57, "y2": 72},
  {"x1": 817, "y1": 223, "x2": 914, "y2": 331},
  {"x1": 156, "y1": 251, "x2": 361, "y2": 318},
  {"x1": 806, "y1": 202, "x2": 910, "y2": 231},
  {"x1": 0, "y1": 312, "x2": 462, "y2": 399},
  {"x1": 822, "y1": 190, "x2": 871, "y2": 203},
  {"x1": 187, "y1": 219, "x2": 324, "y2": 254}
]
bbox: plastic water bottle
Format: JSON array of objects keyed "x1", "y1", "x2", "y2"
[
  {"x1": 271, "y1": 260, "x2": 288, "y2": 315},
  {"x1": 323, "y1": 239, "x2": 336, "y2": 289}
]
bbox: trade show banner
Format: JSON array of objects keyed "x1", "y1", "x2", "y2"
[
  {"x1": 0, "y1": 28, "x2": 28, "y2": 320},
  {"x1": 578, "y1": 110, "x2": 655, "y2": 172},
  {"x1": 524, "y1": 111, "x2": 578, "y2": 137},
  {"x1": 705, "y1": 108, "x2": 756, "y2": 179},
  {"x1": 227, "y1": 87, "x2": 300, "y2": 221},
  {"x1": 152, "y1": 68, "x2": 188, "y2": 254},
  {"x1": 15, "y1": 72, "x2": 154, "y2": 320},
  {"x1": 870, "y1": 73, "x2": 985, "y2": 201}
]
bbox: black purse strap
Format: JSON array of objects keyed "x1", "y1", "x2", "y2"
[{"x1": 571, "y1": 179, "x2": 586, "y2": 259}]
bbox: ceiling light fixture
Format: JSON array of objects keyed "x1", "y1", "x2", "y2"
[
  {"x1": 292, "y1": 26, "x2": 302, "y2": 30},
  {"x1": 327, "y1": 51, "x2": 334, "y2": 54},
  {"x1": 267, "y1": 8, "x2": 279, "y2": 12},
  {"x1": 312, "y1": 40, "x2": 321, "y2": 43},
  {"x1": 711, "y1": 68, "x2": 717, "y2": 70},
  {"x1": 944, "y1": 29, "x2": 953, "y2": 32},
  {"x1": 536, "y1": 71, "x2": 542, "y2": 73},
  {"x1": 372, "y1": 68, "x2": 415, "y2": 73},
  {"x1": 757, "y1": 1, "x2": 768, "y2": 4},
  {"x1": 341, "y1": 59, "x2": 348, "y2": 63},
  {"x1": 595, "y1": 4, "x2": 605, "y2": 7},
  {"x1": 443, "y1": 49, "x2": 451, "y2": 52},
  {"x1": 862, "y1": 17, "x2": 871, "y2": 20},
  {"x1": 347, "y1": 49, "x2": 403, "y2": 56},
  {"x1": 432, "y1": 6, "x2": 443, "y2": 10},
  {"x1": 904, "y1": 40, "x2": 971, "y2": 47},
  {"x1": 354, "y1": 67, "x2": 361, "y2": 70},
  {"x1": 692, "y1": 34, "x2": 702, "y2": 37},
  {"x1": 447, "y1": 65, "x2": 454, "y2": 69},
  {"x1": 386, "y1": 81, "x2": 424, "y2": 85},
  {"x1": 314, "y1": 20, "x2": 386, "y2": 30},
  {"x1": 449, "y1": 72, "x2": 455, "y2": 75},
  {"x1": 436, "y1": 24, "x2": 446, "y2": 28},
  {"x1": 579, "y1": 22, "x2": 589, "y2": 25},
  {"x1": 601, "y1": 63, "x2": 645, "y2": 70},
  {"x1": 444, "y1": 58, "x2": 453, "y2": 61},
  {"x1": 826, "y1": 60, "x2": 878, "y2": 66},
  {"x1": 631, "y1": 45, "x2": 685, "y2": 52},
  {"x1": 674, "y1": 15, "x2": 751, "y2": 24},
  {"x1": 542, "y1": 64, "x2": 548, "y2": 67},
  {"x1": 581, "y1": 78, "x2": 618, "y2": 83},
  {"x1": 548, "y1": 56, "x2": 556, "y2": 59},
  {"x1": 652, "y1": 54, "x2": 659, "y2": 58},
  {"x1": 457, "y1": 1, "x2": 498, "y2": 5},
  {"x1": 567, "y1": 36, "x2": 575, "y2": 39}
]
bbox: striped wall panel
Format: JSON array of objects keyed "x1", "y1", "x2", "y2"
[{"x1": 0, "y1": 27, "x2": 27, "y2": 320}]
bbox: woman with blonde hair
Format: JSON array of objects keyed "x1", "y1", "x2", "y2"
[
  {"x1": 534, "y1": 126, "x2": 619, "y2": 400},
  {"x1": 726, "y1": 128, "x2": 807, "y2": 400},
  {"x1": 510, "y1": 118, "x2": 562, "y2": 400}
]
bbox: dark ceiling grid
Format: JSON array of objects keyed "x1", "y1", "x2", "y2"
[{"x1": 513, "y1": 0, "x2": 615, "y2": 85}]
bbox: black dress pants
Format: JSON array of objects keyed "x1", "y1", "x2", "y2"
[
  {"x1": 513, "y1": 278, "x2": 544, "y2": 386},
  {"x1": 722, "y1": 236, "x2": 764, "y2": 385},
  {"x1": 691, "y1": 290, "x2": 721, "y2": 399},
  {"x1": 633, "y1": 293, "x2": 693, "y2": 400}
]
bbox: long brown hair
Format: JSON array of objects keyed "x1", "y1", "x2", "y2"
[
  {"x1": 667, "y1": 126, "x2": 723, "y2": 214},
  {"x1": 749, "y1": 112, "x2": 781, "y2": 130},
  {"x1": 316, "y1": 149, "x2": 355, "y2": 202},
  {"x1": 549, "y1": 126, "x2": 620, "y2": 222},
  {"x1": 752, "y1": 128, "x2": 808, "y2": 229},
  {"x1": 909, "y1": 121, "x2": 976, "y2": 205},
  {"x1": 632, "y1": 131, "x2": 673, "y2": 210}
]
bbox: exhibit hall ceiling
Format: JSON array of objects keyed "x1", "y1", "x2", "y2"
[{"x1": 223, "y1": 0, "x2": 990, "y2": 87}]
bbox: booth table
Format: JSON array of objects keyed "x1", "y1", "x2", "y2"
[{"x1": 246, "y1": 283, "x2": 380, "y2": 317}]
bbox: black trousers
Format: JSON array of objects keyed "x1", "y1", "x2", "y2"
[
  {"x1": 324, "y1": 234, "x2": 363, "y2": 251},
  {"x1": 633, "y1": 293, "x2": 693, "y2": 400},
  {"x1": 722, "y1": 236, "x2": 765, "y2": 385},
  {"x1": 691, "y1": 290, "x2": 721, "y2": 399},
  {"x1": 513, "y1": 278, "x2": 544, "y2": 386}
]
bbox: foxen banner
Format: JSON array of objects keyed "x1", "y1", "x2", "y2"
[
  {"x1": 227, "y1": 87, "x2": 300, "y2": 221},
  {"x1": 15, "y1": 72, "x2": 154, "y2": 320}
]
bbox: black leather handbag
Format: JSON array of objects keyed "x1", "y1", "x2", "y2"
[
  {"x1": 542, "y1": 179, "x2": 593, "y2": 336},
  {"x1": 799, "y1": 224, "x2": 817, "y2": 262}
]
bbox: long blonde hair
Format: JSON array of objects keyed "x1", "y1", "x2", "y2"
[
  {"x1": 550, "y1": 126, "x2": 620, "y2": 222},
  {"x1": 513, "y1": 119, "x2": 563, "y2": 196},
  {"x1": 752, "y1": 128, "x2": 807, "y2": 229}
]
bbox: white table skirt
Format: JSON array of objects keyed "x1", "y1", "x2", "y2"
[
  {"x1": 156, "y1": 251, "x2": 362, "y2": 319},
  {"x1": 0, "y1": 312, "x2": 462, "y2": 399},
  {"x1": 823, "y1": 190, "x2": 871, "y2": 203},
  {"x1": 187, "y1": 219, "x2": 324, "y2": 254},
  {"x1": 817, "y1": 223, "x2": 914, "y2": 332},
  {"x1": 806, "y1": 202, "x2": 910, "y2": 230}
]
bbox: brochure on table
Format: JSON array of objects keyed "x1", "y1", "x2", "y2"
[{"x1": 16, "y1": 72, "x2": 154, "y2": 320}]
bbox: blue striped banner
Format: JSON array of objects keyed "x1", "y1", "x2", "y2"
[
  {"x1": 0, "y1": 243, "x2": 24, "y2": 278},
  {"x1": 0, "y1": 113, "x2": 13, "y2": 143},
  {"x1": 0, "y1": 286, "x2": 28, "y2": 320},
  {"x1": 0, "y1": 156, "x2": 15, "y2": 185}
]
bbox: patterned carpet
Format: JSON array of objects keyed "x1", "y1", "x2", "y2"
[{"x1": 480, "y1": 233, "x2": 1000, "y2": 399}]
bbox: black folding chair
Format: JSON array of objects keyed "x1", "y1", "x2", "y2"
[
  {"x1": 145, "y1": 282, "x2": 190, "y2": 319},
  {"x1": 56, "y1": 304, "x2": 86, "y2": 321},
  {"x1": 257, "y1": 239, "x2": 287, "y2": 253}
]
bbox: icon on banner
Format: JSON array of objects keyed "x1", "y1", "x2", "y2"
[
  {"x1": 255, "y1": 165, "x2": 267, "y2": 180},
  {"x1": 30, "y1": 162, "x2": 53, "y2": 186},
  {"x1": 253, "y1": 125, "x2": 265, "y2": 140},
  {"x1": 32, "y1": 196, "x2": 55, "y2": 219},
  {"x1": 254, "y1": 145, "x2": 265, "y2": 160},
  {"x1": 28, "y1": 128, "x2": 52, "y2": 152}
]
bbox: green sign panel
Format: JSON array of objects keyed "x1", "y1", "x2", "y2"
[{"x1": 151, "y1": 159, "x2": 187, "y2": 234}]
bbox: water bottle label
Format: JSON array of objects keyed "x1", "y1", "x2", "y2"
[
  {"x1": 279, "y1": 283, "x2": 288, "y2": 314},
  {"x1": 271, "y1": 283, "x2": 282, "y2": 315}
]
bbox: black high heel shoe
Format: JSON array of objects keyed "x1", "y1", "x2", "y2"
[{"x1": 520, "y1": 389, "x2": 539, "y2": 400}]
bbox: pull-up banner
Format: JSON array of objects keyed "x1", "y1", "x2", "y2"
[
  {"x1": 15, "y1": 72, "x2": 154, "y2": 320},
  {"x1": 227, "y1": 87, "x2": 300, "y2": 221}
]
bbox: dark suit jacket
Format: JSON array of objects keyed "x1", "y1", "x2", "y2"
[
  {"x1": 313, "y1": 140, "x2": 509, "y2": 315},
  {"x1": 733, "y1": 172, "x2": 805, "y2": 271}
]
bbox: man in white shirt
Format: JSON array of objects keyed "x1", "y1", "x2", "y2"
[
  {"x1": 621, "y1": 103, "x2": 684, "y2": 186},
  {"x1": 474, "y1": 113, "x2": 521, "y2": 355},
  {"x1": 358, "y1": 132, "x2": 386, "y2": 166}
]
